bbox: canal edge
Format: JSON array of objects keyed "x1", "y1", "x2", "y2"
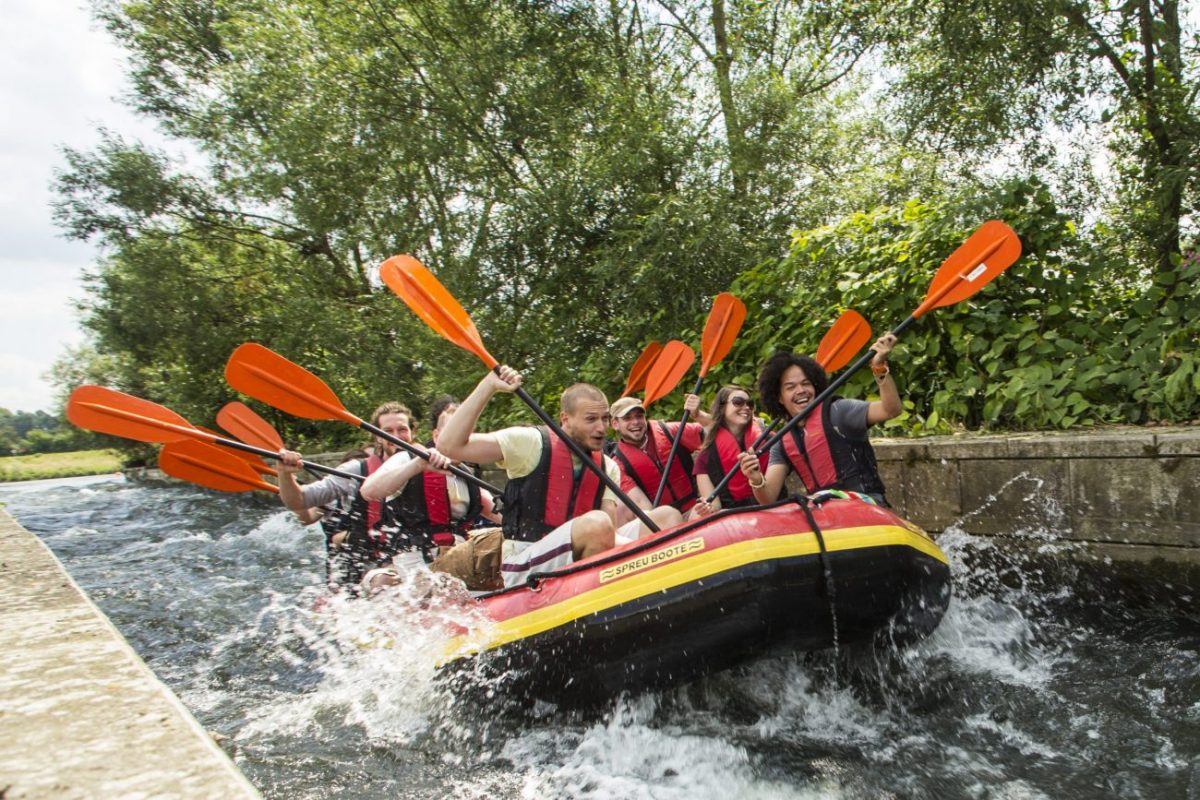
[{"x1": 0, "y1": 507, "x2": 262, "y2": 799}]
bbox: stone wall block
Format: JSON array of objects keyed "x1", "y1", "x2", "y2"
[
  {"x1": 959, "y1": 459, "x2": 1072, "y2": 536},
  {"x1": 889, "y1": 457, "x2": 961, "y2": 530},
  {"x1": 1071, "y1": 458, "x2": 1200, "y2": 547}
]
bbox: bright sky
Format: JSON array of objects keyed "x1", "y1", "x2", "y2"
[{"x1": 0, "y1": 0, "x2": 162, "y2": 413}]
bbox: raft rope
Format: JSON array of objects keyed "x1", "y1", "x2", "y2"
[{"x1": 794, "y1": 493, "x2": 840, "y2": 663}]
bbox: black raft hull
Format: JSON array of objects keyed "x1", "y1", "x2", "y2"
[{"x1": 440, "y1": 497, "x2": 951, "y2": 706}]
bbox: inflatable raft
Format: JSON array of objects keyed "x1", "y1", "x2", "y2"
[{"x1": 439, "y1": 495, "x2": 951, "y2": 706}]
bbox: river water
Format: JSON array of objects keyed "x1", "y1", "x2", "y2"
[{"x1": 2, "y1": 474, "x2": 1197, "y2": 799}]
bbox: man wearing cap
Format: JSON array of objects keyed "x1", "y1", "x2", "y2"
[{"x1": 609, "y1": 393, "x2": 711, "y2": 523}]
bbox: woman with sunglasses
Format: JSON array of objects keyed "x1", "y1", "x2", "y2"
[{"x1": 691, "y1": 386, "x2": 773, "y2": 516}]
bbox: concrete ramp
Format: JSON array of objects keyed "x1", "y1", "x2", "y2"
[{"x1": 0, "y1": 508, "x2": 260, "y2": 799}]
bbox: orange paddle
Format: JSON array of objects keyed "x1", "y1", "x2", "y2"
[
  {"x1": 380, "y1": 254, "x2": 660, "y2": 532},
  {"x1": 159, "y1": 440, "x2": 279, "y2": 494},
  {"x1": 66, "y1": 385, "x2": 361, "y2": 482},
  {"x1": 652, "y1": 294, "x2": 745, "y2": 504},
  {"x1": 706, "y1": 220, "x2": 1022, "y2": 502}
]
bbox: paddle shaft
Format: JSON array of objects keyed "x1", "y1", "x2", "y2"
[
  {"x1": 508, "y1": 379, "x2": 660, "y2": 533},
  {"x1": 355, "y1": 419, "x2": 503, "y2": 496},
  {"x1": 705, "y1": 313, "x2": 917, "y2": 503},
  {"x1": 651, "y1": 374, "x2": 702, "y2": 506}
]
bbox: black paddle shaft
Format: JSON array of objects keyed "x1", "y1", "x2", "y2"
[
  {"x1": 215, "y1": 437, "x2": 366, "y2": 482},
  {"x1": 651, "y1": 375, "x2": 703, "y2": 506},
  {"x1": 357, "y1": 420, "x2": 504, "y2": 495},
  {"x1": 705, "y1": 314, "x2": 917, "y2": 503}
]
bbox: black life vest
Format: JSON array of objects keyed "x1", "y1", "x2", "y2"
[
  {"x1": 703, "y1": 421, "x2": 769, "y2": 509},
  {"x1": 779, "y1": 398, "x2": 887, "y2": 502},
  {"x1": 387, "y1": 449, "x2": 483, "y2": 559},
  {"x1": 613, "y1": 421, "x2": 698, "y2": 512},
  {"x1": 318, "y1": 455, "x2": 393, "y2": 588},
  {"x1": 501, "y1": 427, "x2": 606, "y2": 542}
]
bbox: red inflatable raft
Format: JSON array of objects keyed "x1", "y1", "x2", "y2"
[{"x1": 438, "y1": 495, "x2": 951, "y2": 706}]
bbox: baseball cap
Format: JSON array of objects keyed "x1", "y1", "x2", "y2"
[{"x1": 610, "y1": 396, "x2": 646, "y2": 419}]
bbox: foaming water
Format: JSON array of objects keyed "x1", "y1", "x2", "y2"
[{"x1": 3, "y1": 475, "x2": 1197, "y2": 799}]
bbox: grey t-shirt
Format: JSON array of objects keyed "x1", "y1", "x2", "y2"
[
  {"x1": 299, "y1": 459, "x2": 364, "y2": 509},
  {"x1": 768, "y1": 397, "x2": 870, "y2": 468}
]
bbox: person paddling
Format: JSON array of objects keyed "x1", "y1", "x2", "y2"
[
  {"x1": 737, "y1": 334, "x2": 901, "y2": 506},
  {"x1": 691, "y1": 386, "x2": 771, "y2": 516},
  {"x1": 609, "y1": 394, "x2": 711, "y2": 521},
  {"x1": 357, "y1": 397, "x2": 502, "y2": 593},
  {"x1": 276, "y1": 401, "x2": 414, "y2": 591},
  {"x1": 437, "y1": 366, "x2": 682, "y2": 589}
]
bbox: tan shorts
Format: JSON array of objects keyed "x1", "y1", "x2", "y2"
[{"x1": 429, "y1": 527, "x2": 504, "y2": 592}]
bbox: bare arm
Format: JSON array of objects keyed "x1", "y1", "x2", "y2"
[
  {"x1": 866, "y1": 333, "x2": 902, "y2": 425},
  {"x1": 684, "y1": 393, "x2": 713, "y2": 426},
  {"x1": 438, "y1": 366, "x2": 522, "y2": 465},
  {"x1": 276, "y1": 450, "x2": 310, "y2": 514}
]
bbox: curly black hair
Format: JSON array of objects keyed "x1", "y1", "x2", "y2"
[{"x1": 756, "y1": 352, "x2": 828, "y2": 418}]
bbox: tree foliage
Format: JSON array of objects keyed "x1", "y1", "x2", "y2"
[{"x1": 49, "y1": 0, "x2": 1199, "y2": 448}]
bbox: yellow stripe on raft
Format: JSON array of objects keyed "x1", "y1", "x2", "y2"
[{"x1": 440, "y1": 524, "x2": 947, "y2": 662}]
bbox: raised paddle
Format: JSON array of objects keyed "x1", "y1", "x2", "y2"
[
  {"x1": 380, "y1": 254, "x2": 661, "y2": 533},
  {"x1": 196, "y1": 424, "x2": 277, "y2": 477},
  {"x1": 622, "y1": 341, "x2": 664, "y2": 397},
  {"x1": 66, "y1": 385, "x2": 365, "y2": 482},
  {"x1": 217, "y1": 401, "x2": 284, "y2": 451},
  {"x1": 159, "y1": 440, "x2": 280, "y2": 494},
  {"x1": 223, "y1": 343, "x2": 503, "y2": 496},
  {"x1": 652, "y1": 293, "x2": 746, "y2": 505},
  {"x1": 738, "y1": 308, "x2": 874, "y2": 457},
  {"x1": 705, "y1": 220, "x2": 1022, "y2": 503},
  {"x1": 642, "y1": 340, "x2": 696, "y2": 408}
]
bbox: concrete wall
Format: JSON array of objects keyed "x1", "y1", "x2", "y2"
[
  {"x1": 0, "y1": 508, "x2": 261, "y2": 799},
  {"x1": 873, "y1": 425, "x2": 1200, "y2": 585}
]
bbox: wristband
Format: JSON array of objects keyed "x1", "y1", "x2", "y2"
[
  {"x1": 871, "y1": 361, "x2": 889, "y2": 376},
  {"x1": 748, "y1": 475, "x2": 766, "y2": 490}
]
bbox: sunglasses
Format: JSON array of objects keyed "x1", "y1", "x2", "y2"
[{"x1": 729, "y1": 396, "x2": 754, "y2": 409}]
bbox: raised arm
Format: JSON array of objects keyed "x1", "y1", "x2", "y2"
[
  {"x1": 438, "y1": 366, "x2": 522, "y2": 465},
  {"x1": 866, "y1": 333, "x2": 902, "y2": 425}
]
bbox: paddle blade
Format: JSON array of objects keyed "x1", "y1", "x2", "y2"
[
  {"x1": 217, "y1": 401, "x2": 285, "y2": 451},
  {"x1": 159, "y1": 440, "x2": 278, "y2": 494},
  {"x1": 622, "y1": 341, "x2": 664, "y2": 397},
  {"x1": 698, "y1": 293, "x2": 747, "y2": 376},
  {"x1": 815, "y1": 310, "x2": 871, "y2": 372},
  {"x1": 380, "y1": 255, "x2": 498, "y2": 369},
  {"x1": 67, "y1": 385, "x2": 196, "y2": 444},
  {"x1": 225, "y1": 343, "x2": 360, "y2": 424},
  {"x1": 643, "y1": 340, "x2": 696, "y2": 407},
  {"x1": 918, "y1": 220, "x2": 1022, "y2": 317}
]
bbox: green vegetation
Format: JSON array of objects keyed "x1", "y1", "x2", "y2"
[
  {"x1": 47, "y1": 1, "x2": 1198, "y2": 447},
  {"x1": 0, "y1": 450, "x2": 124, "y2": 482},
  {"x1": 0, "y1": 408, "x2": 106, "y2": 455}
]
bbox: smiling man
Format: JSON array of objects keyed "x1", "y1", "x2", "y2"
[
  {"x1": 609, "y1": 394, "x2": 710, "y2": 520},
  {"x1": 737, "y1": 335, "x2": 901, "y2": 507},
  {"x1": 438, "y1": 366, "x2": 680, "y2": 588}
]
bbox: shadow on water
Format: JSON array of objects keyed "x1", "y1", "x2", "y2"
[{"x1": 2, "y1": 475, "x2": 1198, "y2": 799}]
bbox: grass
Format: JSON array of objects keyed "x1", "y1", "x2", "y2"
[{"x1": 0, "y1": 449, "x2": 124, "y2": 482}]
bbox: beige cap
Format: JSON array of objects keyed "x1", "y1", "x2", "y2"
[{"x1": 610, "y1": 396, "x2": 646, "y2": 419}]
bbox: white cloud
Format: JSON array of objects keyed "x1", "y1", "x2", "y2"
[{"x1": 0, "y1": 0, "x2": 161, "y2": 411}]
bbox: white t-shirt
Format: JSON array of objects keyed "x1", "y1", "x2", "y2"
[{"x1": 371, "y1": 451, "x2": 474, "y2": 520}]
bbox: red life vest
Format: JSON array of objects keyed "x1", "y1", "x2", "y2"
[
  {"x1": 613, "y1": 420, "x2": 698, "y2": 512},
  {"x1": 704, "y1": 421, "x2": 767, "y2": 508},
  {"x1": 501, "y1": 427, "x2": 607, "y2": 542},
  {"x1": 778, "y1": 398, "x2": 887, "y2": 500}
]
